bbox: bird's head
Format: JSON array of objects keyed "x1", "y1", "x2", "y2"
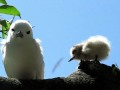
[
  {"x1": 7, "y1": 20, "x2": 33, "y2": 41},
  {"x1": 69, "y1": 43, "x2": 83, "y2": 62}
]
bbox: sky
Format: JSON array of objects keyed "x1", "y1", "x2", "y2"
[{"x1": 0, "y1": 0, "x2": 120, "y2": 79}]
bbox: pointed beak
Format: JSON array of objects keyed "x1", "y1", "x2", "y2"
[
  {"x1": 68, "y1": 56, "x2": 75, "y2": 62},
  {"x1": 16, "y1": 31, "x2": 23, "y2": 38}
]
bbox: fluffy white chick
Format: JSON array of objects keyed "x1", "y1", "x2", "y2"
[
  {"x1": 1, "y1": 20, "x2": 44, "y2": 79},
  {"x1": 69, "y1": 35, "x2": 110, "y2": 62}
]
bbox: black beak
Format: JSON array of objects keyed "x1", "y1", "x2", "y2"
[
  {"x1": 68, "y1": 56, "x2": 75, "y2": 62},
  {"x1": 16, "y1": 31, "x2": 23, "y2": 38}
]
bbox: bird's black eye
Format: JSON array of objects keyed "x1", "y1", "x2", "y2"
[
  {"x1": 12, "y1": 29, "x2": 15, "y2": 31},
  {"x1": 72, "y1": 49, "x2": 77, "y2": 54},
  {"x1": 26, "y1": 31, "x2": 30, "y2": 34}
]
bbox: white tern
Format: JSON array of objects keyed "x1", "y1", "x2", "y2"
[
  {"x1": 69, "y1": 35, "x2": 111, "y2": 62},
  {"x1": 1, "y1": 20, "x2": 44, "y2": 79}
]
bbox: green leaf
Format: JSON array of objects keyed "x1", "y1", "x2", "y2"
[
  {"x1": 2, "y1": 25, "x2": 6, "y2": 38},
  {"x1": 0, "y1": 19, "x2": 10, "y2": 38},
  {"x1": 0, "y1": 19, "x2": 7, "y2": 27},
  {"x1": 0, "y1": 0, "x2": 7, "y2": 5},
  {"x1": 0, "y1": 5, "x2": 21, "y2": 17},
  {"x1": 2, "y1": 22, "x2": 10, "y2": 38}
]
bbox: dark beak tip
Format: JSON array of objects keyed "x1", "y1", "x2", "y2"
[
  {"x1": 68, "y1": 60, "x2": 72, "y2": 62},
  {"x1": 16, "y1": 31, "x2": 23, "y2": 38},
  {"x1": 68, "y1": 56, "x2": 75, "y2": 62}
]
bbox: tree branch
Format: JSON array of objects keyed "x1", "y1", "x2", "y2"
[{"x1": 0, "y1": 61, "x2": 120, "y2": 90}]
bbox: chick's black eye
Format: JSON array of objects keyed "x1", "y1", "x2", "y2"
[
  {"x1": 12, "y1": 29, "x2": 15, "y2": 31},
  {"x1": 72, "y1": 50, "x2": 77, "y2": 54},
  {"x1": 26, "y1": 31, "x2": 30, "y2": 34}
]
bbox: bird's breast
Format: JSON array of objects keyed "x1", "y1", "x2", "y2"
[{"x1": 4, "y1": 40, "x2": 40, "y2": 68}]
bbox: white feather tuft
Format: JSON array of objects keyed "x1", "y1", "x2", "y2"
[{"x1": 70, "y1": 35, "x2": 111, "y2": 61}]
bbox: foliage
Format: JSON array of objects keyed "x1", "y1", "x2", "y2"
[{"x1": 0, "y1": 0, "x2": 21, "y2": 38}]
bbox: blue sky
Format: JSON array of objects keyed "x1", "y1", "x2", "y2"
[{"x1": 0, "y1": 0, "x2": 120, "y2": 79}]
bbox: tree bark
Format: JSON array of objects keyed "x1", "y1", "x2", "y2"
[{"x1": 0, "y1": 61, "x2": 120, "y2": 90}]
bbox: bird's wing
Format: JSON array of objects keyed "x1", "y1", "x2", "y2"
[
  {"x1": 0, "y1": 39, "x2": 7, "y2": 61},
  {"x1": 35, "y1": 38, "x2": 43, "y2": 53},
  {"x1": 35, "y1": 38, "x2": 41, "y2": 45},
  {"x1": 0, "y1": 39, "x2": 7, "y2": 45},
  {"x1": 34, "y1": 39, "x2": 44, "y2": 79}
]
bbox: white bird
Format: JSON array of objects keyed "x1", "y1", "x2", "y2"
[
  {"x1": 69, "y1": 35, "x2": 111, "y2": 62},
  {"x1": 1, "y1": 20, "x2": 44, "y2": 79}
]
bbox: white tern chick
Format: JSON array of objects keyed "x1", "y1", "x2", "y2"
[
  {"x1": 1, "y1": 20, "x2": 44, "y2": 79},
  {"x1": 69, "y1": 35, "x2": 110, "y2": 62}
]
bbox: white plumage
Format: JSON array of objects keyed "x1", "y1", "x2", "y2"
[
  {"x1": 1, "y1": 20, "x2": 44, "y2": 79},
  {"x1": 69, "y1": 35, "x2": 111, "y2": 62}
]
